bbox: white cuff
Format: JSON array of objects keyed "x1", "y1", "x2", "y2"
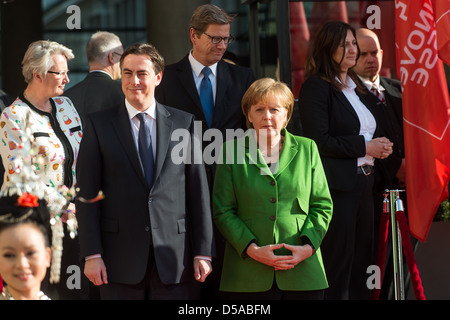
[
  {"x1": 194, "y1": 255, "x2": 212, "y2": 261},
  {"x1": 85, "y1": 254, "x2": 102, "y2": 261}
]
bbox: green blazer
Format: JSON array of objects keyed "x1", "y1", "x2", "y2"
[{"x1": 213, "y1": 129, "x2": 333, "y2": 292}]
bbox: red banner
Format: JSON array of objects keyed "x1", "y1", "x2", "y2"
[
  {"x1": 395, "y1": 0, "x2": 450, "y2": 242},
  {"x1": 309, "y1": 1, "x2": 348, "y2": 42}
]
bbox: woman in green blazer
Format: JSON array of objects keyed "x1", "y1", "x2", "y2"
[{"x1": 213, "y1": 78, "x2": 333, "y2": 299}]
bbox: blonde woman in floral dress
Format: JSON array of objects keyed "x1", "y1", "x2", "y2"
[{"x1": 0, "y1": 40, "x2": 83, "y2": 299}]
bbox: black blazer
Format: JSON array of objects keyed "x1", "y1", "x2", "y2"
[
  {"x1": 75, "y1": 101, "x2": 214, "y2": 285},
  {"x1": 64, "y1": 71, "x2": 124, "y2": 124},
  {"x1": 155, "y1": 55, "x2": 255, "y2": 134},
  {"x1": 298, "y1": 75, "x2": 381, "y2": 191},
  {"x1": 0, "y1": 89, "x2": 12, "y2": 111}
]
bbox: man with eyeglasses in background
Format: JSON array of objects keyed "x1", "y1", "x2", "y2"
[
  {"x1": 65, "y1": 31, "x2": 125, "y2": 125},
  {"x1": 155, "y1": 3, "x2": 255, "y2": 300},
  {"x1": 156, "y1": 3, "x2": 255, "y2": 147}
]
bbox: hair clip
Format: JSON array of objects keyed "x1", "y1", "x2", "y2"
[{"x1": 16, "y1": 192, "x2": 39, "y2": 208}]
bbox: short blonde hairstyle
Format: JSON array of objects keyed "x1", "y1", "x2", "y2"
[
  {"x1": 22, "y1": 40, "x2": 74, "y2": 84},
  {"x1": 241, "y1": 78, "x2": 294, "y2": 129}
]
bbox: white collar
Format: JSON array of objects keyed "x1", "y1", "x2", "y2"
[
  {"x1": 336, "y1": 74, "x2": 356, "y2": 90},
  {"x1": 357, "y1": 75, "x2": 384, "y2": 91},
  {"x1": 188, "y1": 51, "x2": 218, "y2": 77},
  {"x1": 125, "y1": 99, "x2": 156, "y2": 121}
]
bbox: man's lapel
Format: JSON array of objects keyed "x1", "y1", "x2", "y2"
[
  {"x1": 215, "y1": 60, "x2": 228, "y2": 107},
  {"x1": 213, "y1": 60, "x2": 230, "y2": 127},
  {"x1": 153, "y1": 102, "x2": 173, "y2": 183},
  {"x1": 177, "y1": 56, "x2": 203, "y2": 113},
  {"x1": 112, "y1": 104, "x2": 148, "y2": 188}
]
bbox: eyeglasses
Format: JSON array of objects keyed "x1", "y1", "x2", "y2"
[
  {"x1": 47, "y1": 70, "x2": 69, "y2": 78},
  {"x1": 113, "y1": 52, "x2": 122, "y2": 57},
  {"x1": 203, "y1": 32, "x2": 234, "y2": 45}
]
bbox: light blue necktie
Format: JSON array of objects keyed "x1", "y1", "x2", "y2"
[
  {"x1": 200, "y1": 66, "x2": 214, "y2": 128},
  {"x1": 136, "y1": 113, "x2": 154, "y2": 188}
]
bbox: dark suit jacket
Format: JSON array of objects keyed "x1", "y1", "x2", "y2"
[
  {"x1": 155, "y1": 55, "x2": 255, "y2": 134},
  {"x1": 298, "y1": 75, "x2": 381, "y2": 192},
  {"x1": 360, "y1": 77, "x2": 404, "y2": 190},
  {"x1": 64, "y1": 71, "x2": 124, "y2": 124},
  {"x1": 75, "y1": 101, "x2": 214, "y2": 285},
  {"x1": 0, "y1": 89, "x2": 12, "y2": 111}
]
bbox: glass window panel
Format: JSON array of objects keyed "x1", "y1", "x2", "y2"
[{"x1": 41, "y1": 0, "x2": 147, "y2": 89}]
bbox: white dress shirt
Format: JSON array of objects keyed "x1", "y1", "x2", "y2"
[
  {"x1": 188, "y1": 51, "x2": 218, "y2": 103},
  {"x1": 125, "y1": 99, "x2": 157, "y2": 160},
  {"x1": 340, "y1": 75, "x2": 376, "y2": 166}
]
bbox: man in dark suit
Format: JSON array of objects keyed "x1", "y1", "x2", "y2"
[
  {"x1": 354, "y1": 28, "x2": 405, "y2": 195},
  {"x1": 155, "y1": 4, "x2": 255, "y2": 299},
  {"x1": 155, "y1": 4, "x2": 255, "y2": 146},
  {"x1": 76, "y1": 43, "x2": 214, "y2": 300},
  {"x1": 65, "y1": 31, "x2": 124, "y2": 124},
  {"x1": 354, "y1": 28, "x2": 411, "y2": 299}
]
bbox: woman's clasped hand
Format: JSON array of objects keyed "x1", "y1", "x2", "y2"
[{"x1": 246, "y1": 242, "x2": 314, "y2": 271}]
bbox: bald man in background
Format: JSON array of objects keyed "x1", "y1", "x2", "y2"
[
  {"x1": 354, "y1": 28, "x2": 414, "y2": 300},
  {"x1": 354, "y1": 28, "x2": 405, "y2": 193}
]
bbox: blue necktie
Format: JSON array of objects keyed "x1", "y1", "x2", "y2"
[
  {"x1": 200, "y1": 66, "x2": 214, "y2": 127},
  {"x1": 136, "y1": 113, "x2": 154, "y2": 188}
]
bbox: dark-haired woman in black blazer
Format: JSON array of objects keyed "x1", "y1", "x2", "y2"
[{"x1": 298, "y1": 21, "x2": 393, "y2": 300}]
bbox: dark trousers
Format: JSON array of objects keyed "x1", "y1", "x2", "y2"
[
  {"x1": 99, "y1": 248, "x2": 201, "y2": 300},
  {"x1": 321, "y1": 173, "x2": 375, "y2": 300}
]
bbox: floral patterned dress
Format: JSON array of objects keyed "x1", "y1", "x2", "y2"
[{"x1": 0, "y1": 95, "x2": 82, "y2": 206}]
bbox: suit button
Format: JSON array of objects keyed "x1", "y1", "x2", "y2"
[
  {"x1": 145, "y1": 226, "x2": 150, "y2": 232},
  {"x1": 270, "y1": 197, "x2": 276, "y2": 203},
  {"x1": 270, "y1": 215, "x2": 276, "y2": 221},
  {"x1": 149, "y1": 198, "x2": 153, "y2": 203},
  {"x1": 270, "y1": 180, "x2": 275, "y2": 186}
]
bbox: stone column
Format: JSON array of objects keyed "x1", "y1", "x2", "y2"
[{"x1": 146, "y1": 0, "x2": 207, "y2": 65}]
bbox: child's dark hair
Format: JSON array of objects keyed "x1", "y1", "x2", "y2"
[{"x1": 0, "y1": 195, "x2": 50, "y2": 247}]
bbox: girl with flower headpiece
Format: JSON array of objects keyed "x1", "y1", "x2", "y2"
[{"x1": 0, "y1": 193, "x2": 51, "y2": 300}]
